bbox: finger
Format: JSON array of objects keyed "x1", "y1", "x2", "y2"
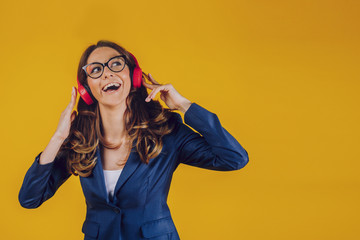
[
  {"x1": 142, "y1": 77, "x2": 156, "y2": 89},
  {"x1": 70, "y1": 110, "x2": 77, "y2": 122},
  {"x1": 160, "y1": 94, "x2": 166, "y2": 102},
  {"x1": 67, "y1": 87, "x2": 77, "y2": 111},
  {"x1": 71, "y1": 87, "x2": 77, "y2": 105},
  {"x1": 147, "y1": 86, "x2": 164, "y2": 100},
  {"x1": 142, "y1": 75, "x2": 157, "y2": 88},
  {"x1": 145, "y1": 87, "x2": 160, "y2": 102},
  {"x1": 146, "y1": 86, "x2": 168, "y2": 102},
  {"x1": 148, "y1": 73, "x2": 160, "y2": 84},
  {"x1": 148, "y1": 73, "x2": 160, "y2": 85}
]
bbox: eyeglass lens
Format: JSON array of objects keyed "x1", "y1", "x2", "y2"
[{"x1": 85, "y1": 56, "x2": 126, "y2": 78}]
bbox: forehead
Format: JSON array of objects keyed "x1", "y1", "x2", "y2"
[{"x1": 87, "y1": 47, "x2": 121, "y2": 64}]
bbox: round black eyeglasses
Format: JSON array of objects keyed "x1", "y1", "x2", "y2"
[{"x1": 82, "y1": 55, "x2": 127, "y2": 79}]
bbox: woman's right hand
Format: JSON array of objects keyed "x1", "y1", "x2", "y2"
[{"x1": 53, "y1": 86, "x2": 78, "y2": 141}]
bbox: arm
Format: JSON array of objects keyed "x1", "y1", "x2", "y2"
[
  {"x1": 18, "y1": 141, "x2": 72, "y2": 209},
  {"x1": 19, "y1": 87, "x2": 77, "y2": 209},
  {"x1": 175, "y1": 103, "x2": 249, "y2": 171},
  {"x1": 140, "y1": 74, "x2": 249, "y2": 170}
]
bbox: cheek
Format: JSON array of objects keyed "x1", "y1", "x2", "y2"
[
  {"x1": 120, "y1": 68, "x2": 132, "y2": 88},
  {"x1": 87, "y1": 79, "x2": 98, "y2": 93}
]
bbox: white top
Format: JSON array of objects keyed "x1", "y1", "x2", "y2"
[{"x1": 103, "y1": 169, "x2": 123, "y2": 199}]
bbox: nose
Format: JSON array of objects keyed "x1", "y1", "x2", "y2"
[{"x1": 102, "y1": 65, "x2": 114, "y2": 79}]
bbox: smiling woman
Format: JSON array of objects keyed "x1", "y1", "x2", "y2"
[
  {"x1": 18, "y1": 40, "x2": 249, "y2": 240},
  {"x1": 67, "y1": 41, "x2": 181, "y2": 176}
]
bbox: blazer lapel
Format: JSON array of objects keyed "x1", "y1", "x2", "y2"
[
  {"x1": 95, "y1": 144, "x2": 142, "y2": 204},
  {"x1": 113, "y1": 147, "x2": 141, "y2": 200},
  {"x1": 94, "y1": 146, "x2": 110, "y2": 203}
]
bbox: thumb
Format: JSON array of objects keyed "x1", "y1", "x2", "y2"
[
  {"x1": 160, "y1": 94, "x2": 166, "y2": 102},
  {"x1": 70, "y1": 110, "x2": 77, "y2": 122}
]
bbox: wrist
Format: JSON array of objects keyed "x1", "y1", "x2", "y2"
[
  {"x1": 178, "y1": 99, "x2": 192, "y2": 114},
  {"x1": 52, "y1": 133, "x2": 67, "y2": 143}
]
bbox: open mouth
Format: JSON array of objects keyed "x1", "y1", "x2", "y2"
[{"x1": 102, "y1": 82, "x2": 121, "y2": 93}]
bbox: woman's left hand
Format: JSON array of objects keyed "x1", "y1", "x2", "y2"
[{"x1": 142, "y1": 73, "x2": 192, "y2": 113}]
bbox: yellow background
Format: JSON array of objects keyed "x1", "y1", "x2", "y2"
[{"x1": 1, "y1": 0, "x2": 359, "y2": 239}]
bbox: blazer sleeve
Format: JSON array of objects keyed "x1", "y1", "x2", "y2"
[
  {"x1": 18, "y1": 150, "x2": 71, "y2": 209},
  {"x1": 174, "y1": 102, "x2": 249, "y2": 171}
]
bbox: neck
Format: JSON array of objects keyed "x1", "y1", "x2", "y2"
[{"x1": 98, "y1": 102, "x2": 129, "y2": 145}]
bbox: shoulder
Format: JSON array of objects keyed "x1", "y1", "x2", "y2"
[
  {"x1": 48, "y1": 149, "x2": 72, "y2": 176},
  {"x1": 167, "y1": 111, "x2": 184, "y2": 129},
  {"x1": 169, "y1": 111, "x2": 183, "y2": 124},
  {"x1": 160, "y1": 111, "x2": 183, "y2": 140},
  {"x1": 164, "y1": 111, "x2": 196, "y2": 141}
]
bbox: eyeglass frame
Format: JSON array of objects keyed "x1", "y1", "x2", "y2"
[{"x1": 82, "y1": 54, "x2": 127, "y2": 79}]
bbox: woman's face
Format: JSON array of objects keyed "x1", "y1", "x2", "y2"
[{"x1": 86, "y1": 46, "x2": 132, "y2": 107}]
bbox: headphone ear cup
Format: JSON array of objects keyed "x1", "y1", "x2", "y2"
[
  {"x1": 77, "y1": 76, "x2": 96, "y2": 105},
  {"x1": 132, "y1": 66, "x2": 142, "y2": 88},
  {"x1": 128, "y1": 52, "x2": 142, "y2": 88},
  {"x1": 84, "y1": 84, "x2": 97, "y2": 104}
]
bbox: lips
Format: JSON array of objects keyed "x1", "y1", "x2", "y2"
[{"x1": 102, "y1": 82, "x2": 122, "y2": 92}]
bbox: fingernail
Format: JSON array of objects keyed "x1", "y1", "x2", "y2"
[
  {"x1": 149, "y1": 73, "x2": 152, "y2": 77},
  {"x1": 72, "y1": 87, "x2": 75, "y2": 95}
]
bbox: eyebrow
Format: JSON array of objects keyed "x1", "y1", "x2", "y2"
[{"x1": 87, "y1": 55, "x2": 122, "y2": 65}]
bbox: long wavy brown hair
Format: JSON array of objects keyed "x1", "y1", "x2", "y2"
[{"x1": 57, "y1": 40, "x2": 178, "y2": 177}]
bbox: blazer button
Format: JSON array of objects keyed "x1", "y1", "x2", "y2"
[{"x1": 113, "y1": 207, "x2": 121, "y2": 214}]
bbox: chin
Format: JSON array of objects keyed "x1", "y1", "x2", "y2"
[{"x1": 99, "y1": 96, "x2": 128, "y2": 108}]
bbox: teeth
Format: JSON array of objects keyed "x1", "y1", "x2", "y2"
[{"x1": 103, "y1": 82, "x2": 120, "y2": 91}]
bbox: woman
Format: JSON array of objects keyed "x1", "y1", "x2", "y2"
[{"x1": 18, "y1": 40, "x2": 249, "y2": 240}]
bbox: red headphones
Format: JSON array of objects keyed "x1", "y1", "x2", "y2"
[{"x1": 76, "y1": 51, "x2": 142, "y2": 105}]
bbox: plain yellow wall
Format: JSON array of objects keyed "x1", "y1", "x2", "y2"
[{"x1": 1, "y1": 0, "x2": 359, "y2": 239}]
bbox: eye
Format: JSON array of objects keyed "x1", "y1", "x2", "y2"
[
  {"x1": 111, "y1": 61, "x2": 122, "y2": 67},
  {"x1": 91, "y1": 66, "x2": 101, "y2": 73}
]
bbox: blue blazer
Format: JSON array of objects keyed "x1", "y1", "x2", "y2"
[{"x1": 18, "y1": 103, "x2": 249, "y2": 240}]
